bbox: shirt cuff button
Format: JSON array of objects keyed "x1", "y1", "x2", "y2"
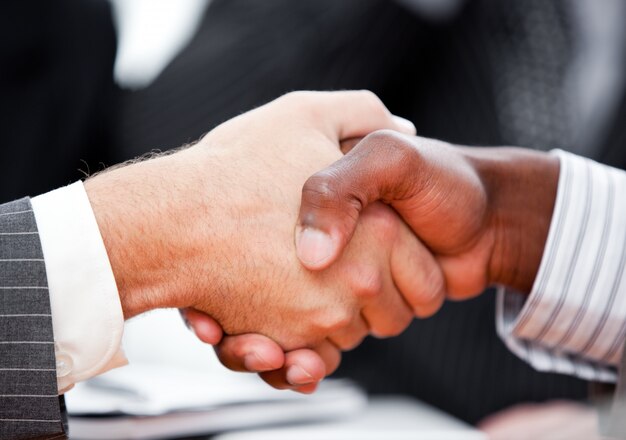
[{"x1": 54, "y1": 343, "x2": 74, "y2": 378}]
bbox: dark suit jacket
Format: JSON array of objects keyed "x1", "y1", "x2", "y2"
[
  {"x1": 0, "y1": 1, "x2": 116, "y2": 438},
  {"x1": 0, "y1": 0, "x2": 117, "y2": 204}
]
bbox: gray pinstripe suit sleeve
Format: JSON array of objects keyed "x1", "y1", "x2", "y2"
[{"x1": 0, "y1": 198, "x2": 66, "y2": 440}]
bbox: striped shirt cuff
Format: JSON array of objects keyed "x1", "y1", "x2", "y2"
[{"x1": 497, "y1": 149, "x2": 626, "y2": 382}]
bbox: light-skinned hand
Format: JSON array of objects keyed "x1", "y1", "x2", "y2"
[{"x1": 85, "y1": 92, "x2": 439, "y2": 391}]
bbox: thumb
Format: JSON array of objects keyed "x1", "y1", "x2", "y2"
[{"x1": 296, "y1": 130, "x2": 419, "y2": 270}]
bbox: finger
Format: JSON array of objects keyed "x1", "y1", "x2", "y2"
[
  {"x1": 296, "y1": 130, "x2": 420, "y2": 270},
  {"x1": 259, "y1": 341, "x2": 341, "y2": 392},
  {"x1": 361, "y1": 271, "x2": 414, "y2": 339},
  {"x1": 293, "y1": 90, "x2": 415, "y2": 141},
  {"x1": 391, "y1": 222, "x2": 446, "y2": 318},
  {"x1": 392, "y1": 116, "x2": 417, "y2": 136},
  {"x1": 314, "y1": 339, "x2": 342, "y2": 376},
  {"x1": 181, "y1": 308, "x2": 224, "y2": 345},
  {"x1": 338, "y1": 119, "x2": 414, "y2": 154},
  {"x1": 327, "y1": 313, "x2": 368, "y2": 351},
  {"x1": 215, "y1": 334, "x2": 285, "y2": 372},
  {"x1": 338, "y1": 203, "x2": 414, "y2": 338},
  {"x1": 259, "y1": 349, "x2": 325, "y2": 391}
]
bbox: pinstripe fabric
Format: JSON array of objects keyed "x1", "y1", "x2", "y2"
[
  {"x1": 499, "y1": 150, "x2": 626, "y2": 383},
  {"x1": 0, "y1": 198, "x2": 65, "y2": 440}
]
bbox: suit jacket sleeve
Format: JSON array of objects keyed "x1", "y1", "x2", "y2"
[{"x1": 0, "y1": 198, "x2": 66, "y2": 439}]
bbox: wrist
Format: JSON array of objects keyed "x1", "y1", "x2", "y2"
[
  {"x1": 84, "y1": 167, "x2": 157, "y2": 319},
  {"x1": 464, "y1": 147, "x2": 560, "y2": 293},
  {"x1": 83, "y1": 150, "x2": 222, "y2": 319}
]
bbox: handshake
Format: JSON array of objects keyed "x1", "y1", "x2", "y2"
[{"x1": 85, "y1": 91, "x2": 559, "y2": 392}]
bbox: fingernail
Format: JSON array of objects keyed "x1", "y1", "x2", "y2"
[
  {"x1": 392, "y1": 115, "x2": 416, "y2": 135},
  {"x1": 286, "y1": 365, "x2": 315, "y2": 385},
  {"x1": 244, "y1": 351, "x2": 272, "y2": 372},
  {"x1": 296, "y1": 228, "x2": 334, "y2": 266}
]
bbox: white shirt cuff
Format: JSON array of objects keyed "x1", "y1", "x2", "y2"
[
  {"x1": 497, "y1": 150, "x2": 626, "y2": 382},
  {"x1": 31, "y1": 181, "x2": 127, "y2": 394}
]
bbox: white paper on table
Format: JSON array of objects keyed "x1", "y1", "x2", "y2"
[{"x1": 66, "y1": 363, "x2": 365, "y2": 416}]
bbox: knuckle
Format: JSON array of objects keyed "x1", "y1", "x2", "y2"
[
  {"x1": 302, "y1": 170, "x2": 364, "y2": 216},
  {"x1": 279, "y1": 91, "x2": 315, "y2": 108},
  {"x1": 373, "y1": 313, "x2": 411, "y2": 338},
  {"x1": 414, "y1": 264, "x2": 446, "y2": 305},
  {"x1": 410, "y1": 266, "x2": 446, "y2": 317},
  {"x1": 424, "y1": 266, "x2": 446, "y2": 299},
  {"x1": 359, "y1": 130, "x2": 422, "y2": 195},
  {"x1": 228, "y1": 339, "x2": 249, "y2": 360},
  {"x1": 359, "y1": 204, "x2": 400, "y2": 243},
  {"x1": 333, "y1": 309, "x2": 353, "y2": 331},
  {"x1": 370, "y1": 204, "x2": 399, "y2": 233},
  {"x1": 320, "y1": 308, "x2": 353, "y2": 334},
  {"x1": 355, "y1": 90, "x2": 387, "y2": 115},
  {"x1": 347, "y1": 265, "x2": 383, "y2": 300},
  {"x1": 336, "y1": 334, "x2": 364, "y2": 351},
  {"x1": 302, "y1": 172, "x2": 341, "y2": 205},
  {"x1": 281, "y1": 90, "x2": 306, "y2": 101},
  {"x1": 362, "y1": 129, "x2": 413, "y2": 160},
  {"x1": 357, "y1": 89, "x2": 380, "y2": 101},
  {"x1": 366, "y1": 132, "x2": 414, "y2": 167}
]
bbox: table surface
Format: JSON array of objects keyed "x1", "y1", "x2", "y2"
[{"x1": 213, "y1": 396, "x2": 487, "y2": 440}]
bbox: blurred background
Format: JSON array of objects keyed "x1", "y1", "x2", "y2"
[{"x1": 2, "y1": 0, "x2": 625, "y2": 438}]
